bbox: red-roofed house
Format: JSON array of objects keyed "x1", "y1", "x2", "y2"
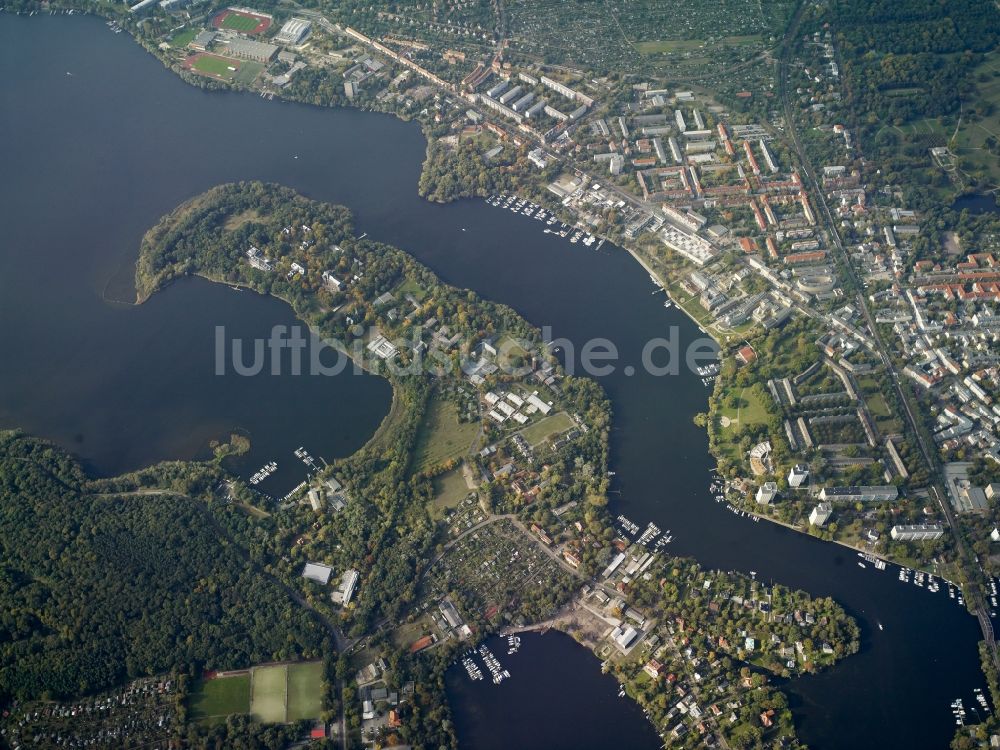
[{"x1": 736, "y1": 345, "x2": 757, "y2": 366}]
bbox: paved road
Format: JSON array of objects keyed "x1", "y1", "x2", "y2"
[{"x1": 773, "y1": 1, "x2": 998, "y2": 670}]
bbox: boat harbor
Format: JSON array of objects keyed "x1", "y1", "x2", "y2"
[{"x1": 486, "y1": 194, "x2": 604, "y2": 250}]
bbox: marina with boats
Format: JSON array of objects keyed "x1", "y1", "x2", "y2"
[
  {"x1": 486, "y1": 194, "x2": 605, "y2": 250},
  {"x1": 459, "y1": 644, "x2": 511, "y2": 686}
]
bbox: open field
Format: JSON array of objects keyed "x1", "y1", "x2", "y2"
[
  {"x1": 412, "y1": 396, "x2": 479, "y2": 474},
  {"x1": 866, "y1": 393, "x2": 892, "y2": 419},
  {"x1": 213, "y1": 8, "x2": 272, "y2": 35},
  {"x1": 431, "y1": 466, "x2": 472, "y2": 517},
  {"x1": 285, "y1": 662, "x2": 324, "y2": 722},
  {"x1": 184, "y1": 53, "x2": 240, "y2": 82},
  {"x1": 519, "y1": 411, "x2": 575, "y2": 446},
  {"x1": 169, "y1": 28, "x2": 197, "y2": 48},
  {"x1": 250, "y1": 665, "x2": 287, "y2": 724},
  {"x1": 233, "y1": 62, "x2": 264, "y2": 86},
  {"x1": 396, "y1": 277, "x2": 428, "y2": 302},
  {"x1": 188, "y1": 673, "x2": 250, "y2": 723},
  {"x1": 224, "y1": 208, "x2": 261, "y2": 231},
  {"x1": 718, "y1": 387, "x2": 770, "y2": 433}
]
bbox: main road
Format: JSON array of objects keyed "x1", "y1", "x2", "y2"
[{"x1": 773, "y1": 0, "x2": 998, "y2": 671}]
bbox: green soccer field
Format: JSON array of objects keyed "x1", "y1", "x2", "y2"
[
  {"x1": 188, "y1": 674, "x2": 251, "y2": 722},
  {"x1": 286, "y1": 662, "x2": 324, "y2": 721},
  {"x1": 192, "y1": 54, "x2": 239, "y2": 80},
  {"x1": 250, "y1": 665, "x2": 287, "y2": 724},
  {"x1": 220, "y1": 12, "x2": 261, "y2": 32}
]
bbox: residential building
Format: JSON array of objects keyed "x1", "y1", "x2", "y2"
[
  {"x1": 819, "y1": 485, "x2": 899, "y2": 503},
  {"x1": 809, "y1": 502, "x2": 833, "y2": 526},
  {"x1": 788, "y1": 464, "x2": 810, "y2": 488},
  {"x1": 756, "y1": 482, "x2": 778, "y2": 505}
]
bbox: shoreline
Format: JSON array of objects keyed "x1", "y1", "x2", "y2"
[
  {"x1": 136, "y1": 268, "x2": 404, "y2": 474},
  {"x1": 62, "y1": 9, "x2": 956, "y2": 582}
]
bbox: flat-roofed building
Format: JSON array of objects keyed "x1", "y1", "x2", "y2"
[
  {"x1": 788, "y1": 464, "x2": 810, "y2": 487},
  {"x1": 809, "y1": 502, "x2": 833, "y2": 527},
  {"x1": 756, "y1": 482, "x2": 778, "y2": 505},
  {"x1": 335, "y1": 569, "x2": 359, "y2": 604},
  {"x1": 890, "y1": 524, "x2": 945, "y2": 541},
  {"x1": 223, "y1": 38, "x2": 278, "y2": 62},
  {"x1": 439, "y1": 599, "x2": 464, "y2": 629},
  {"x1": 302, "y1": 562, "x2": 333, "y2": 584},
  {"x1": 819, "y1": 485, "x2": 898, "y2": 503}
]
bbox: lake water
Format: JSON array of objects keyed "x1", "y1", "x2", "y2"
[
  {"x1": 0, "y1": 13, "x2": 991, "y2": 749},
  {"x1": 446, "y1": 632, "x2": 662, "y2": 750},
  {"x1": 952, "y1": 192, "x2": 1000, "y2": 215}
]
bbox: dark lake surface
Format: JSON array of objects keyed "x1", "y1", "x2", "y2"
[
  {"x1": 0, "y1": 13, "x2": 991, "y2": 749},
  {"x1": 446, "y1": 632, "x2": 661, "y2": 750},
  {"x1": 952, "y1": 192, "x2": 1000, "y2": 215}
]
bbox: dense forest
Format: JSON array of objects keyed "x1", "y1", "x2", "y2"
[
  {"x1": 0, "y1": 431, "x2": 328, "y2": 703},
  {"x1": 831, "y1": 0, "x2": 999, "y2": 125}
]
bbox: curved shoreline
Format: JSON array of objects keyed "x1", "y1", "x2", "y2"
[{"x1": 136, "y1": 268, "x2": 403, "y2": 471}]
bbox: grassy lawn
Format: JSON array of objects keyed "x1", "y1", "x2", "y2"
[
  {"x1": 519, "y1": 411, "x2": 575, "y2": 447},
  {"x1": 224, "y1": 208, "x2": 261, "y2": 231},
  {"x1": 220, "y1": 12, "x2": 262, "y2": 32},
  {"x1": 717, "y1": 387, "x2": 770, "y2": 434},
  {"x1": 412, "y1": 396, "x2": 479, "y2": 474},
  {"x1": 431, "y1": 467, "x2": 472, "y2": 517},
  {"x1": 250, "y1": 665, "x2": 287, "y2": 724},
  {"x1": 495, "y1": 334, "x2": 531, "y2": 369},
  {"x1": 170, "y1": 28, "x2": 197, "y2": 48},
  {"x1": 233, "y1": 61, "x2": 264, "y2": 86},
  {"x1": 396, "y1": 277, "x2": 428, "y2": 302},
  {"x1": 866, "y1": 393, "x2": 892, "y2": 419},
  {"x1": 286, "y1": 662, "x2": 323, "y2": 722},
  {"x1": 391, "y1": 617, "x2": 432, "y2": 649},
  {"x1": 876, "y1": 417, "x2": 904, "y2": 435},
  {"x1": 191, "y1": 54, "x2": 240, "y2": 81},
  {"x1": 188, "y1": 674, "x2": 251, "y2": 722}
]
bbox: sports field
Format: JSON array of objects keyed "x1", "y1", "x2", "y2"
[
  {"x1": 189, "y1": 672, "x2": 251, "y2": 723},
  {"x1": 184, "y1": 53, "x2": 240, "y2": 82},
  {"x1": 250, "y1": 665, "x2": 287, "y2": 724},
  {"x1": 189, "y1": 662, "x2": 323, "y2": 725},
  {"x1": 519, "y1": 411, "x2": 575, "y2": 447},
  {"x1": 212, "y1": 8, "x2": 272, "y2": 35},
  {"x1": 286, "y1": 662, "x2": 324, "y2": 721}
]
